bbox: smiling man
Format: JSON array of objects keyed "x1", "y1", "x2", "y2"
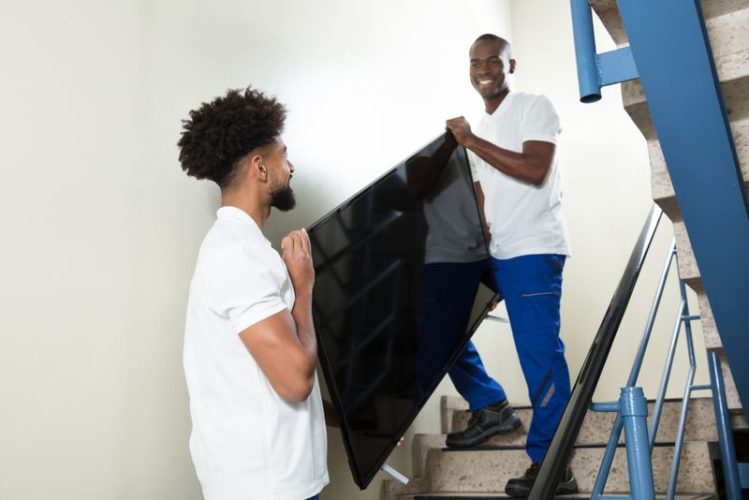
[
  {"x1": 178, "y1": 88, "x2": 328, "y2": 500},
  {"x1": 445, "y1": 34, "x2": 577, "y2": 497}
]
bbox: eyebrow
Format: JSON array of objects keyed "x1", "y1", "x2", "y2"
[{"x1": 470, "y1": 55, "x2": 501, "y2": 62}]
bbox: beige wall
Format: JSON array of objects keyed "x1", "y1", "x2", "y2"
[{"x1": 0, "y1": 1, "x2": 707, "y2": 499}]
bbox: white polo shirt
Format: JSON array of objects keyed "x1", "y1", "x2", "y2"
[
  {"x1": 183, "y1": 206, "x2": 328, "y2": 500},
  {"x1": 468, "y1": 92, "x2": 571, "y2": 260}
]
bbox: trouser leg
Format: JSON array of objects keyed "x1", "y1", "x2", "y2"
[
  {"x1": 493, "y1": 254, "x2": 571, "y2": 464},
  {"x1": 418, "y1": 260, "x2": 505, "y2": 410},
  {"x1": 449, "y1": 339, "x2": 507, "y2": 411}
]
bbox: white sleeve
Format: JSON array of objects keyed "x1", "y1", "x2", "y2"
[
  {"x1": 522, "y1": 95, "x2": 561, "y2": 144},
  {"x1": 203, "y1": 245, "x2": 289, "y2": 335}
]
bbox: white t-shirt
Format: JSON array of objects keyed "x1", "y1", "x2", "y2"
[
  {"x1": 183, "y1": 206, "x2": 328, "y2": 500},
  {"x1": 422, "y1": 152, "x2": 487, "y2": 264},
  {"x1": 468, "y1": 92, "x2": 571, "y2": 260}
]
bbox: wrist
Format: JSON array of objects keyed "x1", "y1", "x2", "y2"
[{"x1": 463, "y1": 133, "x2": 478, "y2": 150}]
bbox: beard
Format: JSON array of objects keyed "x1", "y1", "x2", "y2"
[{"x1": 270, "y1": 185, "x2": 296, "y2": 211}]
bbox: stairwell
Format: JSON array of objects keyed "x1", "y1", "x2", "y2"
[
  {"x1": 384, "y1": 1, "x2": 749, "y2": 498},
  {"x1": 384, "y1": 396, "x2": 720, "y2": 498},
  {"x1": 590, "y1": 0, "x2": 749, "y2": 417}
]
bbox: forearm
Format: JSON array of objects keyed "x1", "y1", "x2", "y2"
[
  {"x1": 291, "y1": 291, "x2": 317, "y2": 377},
  {"x1": 465, "y1": 135, "x2": 548, "y2": 186}
]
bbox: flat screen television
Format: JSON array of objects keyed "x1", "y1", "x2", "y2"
[{"x1": 307, "y1": 132, "x2": 498, "y2": 488}]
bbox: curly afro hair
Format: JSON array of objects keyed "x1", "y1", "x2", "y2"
[{"x1": 177, "y1": 87, "x2": 287, "y2": 187}]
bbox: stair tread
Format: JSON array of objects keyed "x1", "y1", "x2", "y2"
[
  {"x1": 401, "y1": 494, "x2": 716, "y2": 499},
  {"x1": 441, "y1": 396, "x2": 718, "y2": 444},
  {"x1": 398, "y1": 442, "x2": 715, "y2": 496}
]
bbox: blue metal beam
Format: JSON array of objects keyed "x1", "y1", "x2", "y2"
[
  {"x1": 570, "y1": 0, "x2": 639, "y2": 102},
  {"x1": 616, "y1": 0, "x2": 749, "y2": 414}
]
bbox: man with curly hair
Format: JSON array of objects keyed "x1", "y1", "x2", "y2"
[{"x1": 179, "y1": 87, "x2": 328, "y2": 500}]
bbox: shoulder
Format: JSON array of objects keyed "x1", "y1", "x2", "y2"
[
  {"x1": 198, "y1": 223, "x2": 273, "y2": 278},
  {"x1": 511, "y1": 93, "x2": 557, "y2": 113}
]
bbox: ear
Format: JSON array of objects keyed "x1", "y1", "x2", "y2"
[
  {"x1": 508, "y1": 59, "x2": 517, "y2": 74},
  {"x1": 247, "y1": 154, "x2": 268, "y2": 182}
]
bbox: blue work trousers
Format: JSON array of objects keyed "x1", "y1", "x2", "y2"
[
  {"x1": 418, "y1": 260, "x2": 506, "y2": 406},
  {"x1": 451, "y1": 254, "x2": 571, "y2": 464}
]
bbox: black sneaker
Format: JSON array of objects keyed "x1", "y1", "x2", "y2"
[
  {"x1": 505, "y1": 463, "x2": 579, "y2": 497},
  {"x1": 445, "y1": 400, "x2": 521, "y2": 448}
]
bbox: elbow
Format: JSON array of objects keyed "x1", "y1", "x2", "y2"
[
  {"x1": 529, "y1": 166, "x2": 550, "y2": 186},
  {"x1": 277, "y1": 375, "x2": 314, "y2": 403}
]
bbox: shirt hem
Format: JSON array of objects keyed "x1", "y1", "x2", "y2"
[
  {"x1": 522, "y1": 133, "x2": 558, "y2": 144},
  {"x1": 201, "y1": 472, "x2": 329, "y2": 500},
  {"x1": 231, "y1": 302, "x2": 289, "y2": 335},
  {"x1": 490, "y1": 247, "x2": 571, "y2": 260}
]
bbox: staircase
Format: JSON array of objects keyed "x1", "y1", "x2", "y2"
[
  {"x1": 384, "y1": 396, "x2": 720, "y2": 498},
  {"x1": 589, "y1": 0, "x2": 749, "y2": 415},
  {"x1": 385, "y1": 2, "x2": 749, "y2": 497}
]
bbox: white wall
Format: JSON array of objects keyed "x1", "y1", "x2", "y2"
[
  {"x1": 0, "y1": 1, "x2": 708, "y2": 499},
  {"x1": 0, "y1": 1, "x2": 512, "y2": 499}
]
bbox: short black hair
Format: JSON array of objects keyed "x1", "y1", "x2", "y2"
[
  {"x1": 472, "y1": 33, "x2": 512, "y2": 58},
  {"x1": 177, "y1": 87, "x2": 286, "y2": 187}
]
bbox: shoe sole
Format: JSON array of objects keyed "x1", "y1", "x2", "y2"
[
  {"x1": 445, "y1": 415, "x2": 522, "y2": 448},
  {"x1": 504, "y1": 479, "x2": 579, "y2": 498}
]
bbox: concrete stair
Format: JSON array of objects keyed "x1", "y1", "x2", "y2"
[
  {"x1": 396, "y1": 495, "x2": 716, "y2": 499},
  {"x1": 443, "y1": 395, "x2": 718, "y2": 444},
  {"x1": 384, "y1": 396, "x2": 719, "y2": 499},
  {"x1": 591, "y1": 0, "x2": 749, "y2": 414}
]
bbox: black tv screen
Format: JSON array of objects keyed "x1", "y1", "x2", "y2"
[{"x1": 307, "y1": 132, "x2": 497, "y2": 488}]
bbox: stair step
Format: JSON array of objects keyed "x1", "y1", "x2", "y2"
[
  {"x1": 443, "y1": 396, "x2": 717, "y2": 445},
  {"x1": 399, "y1": 495, "x2": 716, "y2": 500},
  {"x1": 591, "y1": 0, "x2": 749, "y2": 47},
  {"x1": 589, "y1": 0, "x2": 748, "y2": 420},
  {"x1": 402, "y1": 441, "x2": 715, "y2": 496}
]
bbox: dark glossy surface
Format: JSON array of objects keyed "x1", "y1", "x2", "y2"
[{"x1": 307, "y1": 133, "x2": 497, "y2": 488}]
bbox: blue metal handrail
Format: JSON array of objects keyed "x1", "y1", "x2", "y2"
[
  {"x1": 590, "y1": 241, "x2": 676, "y2": 497},
  {"x1": 572, "y1": 0, "x2": 749, "y2": 421},
  {"x1": 589, "y1": 240, "x2": 742, "y2": 499},
  {"x1": 528, "y1": 205, "x2": 662, "y2": 499}
]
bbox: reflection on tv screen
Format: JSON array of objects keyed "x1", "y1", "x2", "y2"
[{"x1": 308, "y1": 133, "x2": 497, "y2": 488}]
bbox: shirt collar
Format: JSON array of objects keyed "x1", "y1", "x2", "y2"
[
  {"x1": 485, "y1": 91, "x2": 515, "y2": 117},
  {"x1": 216, "y1": 206, "x2": 264, "y2": 239}
]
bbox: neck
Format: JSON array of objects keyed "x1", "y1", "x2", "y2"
[
  {"x1": 221, "y1": 191, "x2": 270, "y2": 229},
  {"x1": 484, "y1": 88, "x2": 510, "y2": 114}
]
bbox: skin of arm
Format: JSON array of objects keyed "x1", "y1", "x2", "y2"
[
  {"x1": 239, "y1": 229, "x2": 318, "y2": 403},
  {"x1": 445, "y1": 116, "x2": 556, "y2": 187}
]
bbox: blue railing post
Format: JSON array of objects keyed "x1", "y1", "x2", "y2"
[
  {"x1": 708, "y1": 351, "x2": 743, "y2": 499},
  {"x1": 569, "y1": 0, "x2": 638, "y2": 103},
  {"x1": 570, "y1": 0, "x2": 601, "y2": 102},
  {"x1": 619, "y1": 387, "x2": 656, "y2": 500}
]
